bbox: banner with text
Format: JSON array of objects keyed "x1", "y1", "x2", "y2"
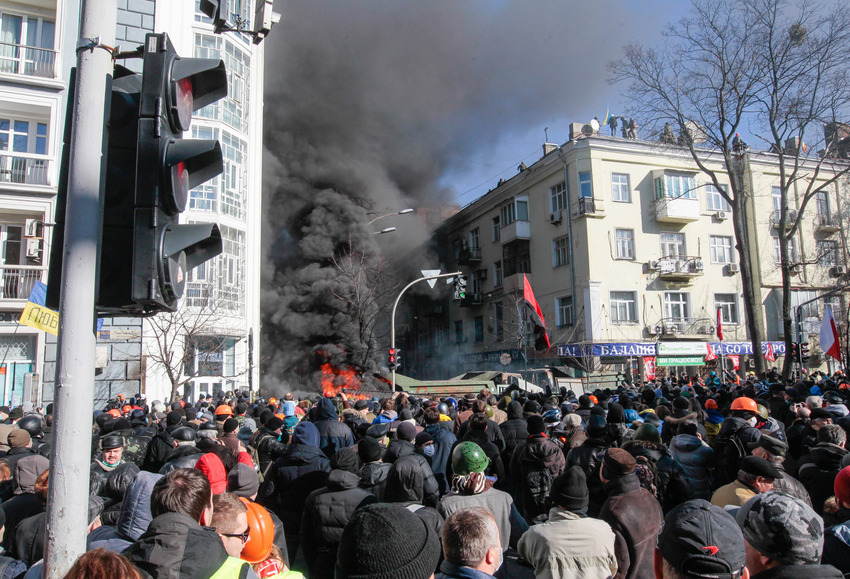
[{"x1": 555, "y1": 341, "x2": 786, "y2": 358}]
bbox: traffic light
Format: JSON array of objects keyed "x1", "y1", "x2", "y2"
[
  {"x1": 199, "y1": 0, "x2": 229, "y2": 32},
  {"x1": 789, "y1": 342, "x2": 799, "y2": 364},
  {"x1": 98, "y1": 33, "x2": 225, "y2": 314},
  {"x1": 388, "y1": 348, "x2": 398, "y2": 370},
  {"x1": 453, "y1": 275, "x2": 468, "y2": 301},
  {"x1": 800, "y1": 342, "x2": 811, "y2": 365}
]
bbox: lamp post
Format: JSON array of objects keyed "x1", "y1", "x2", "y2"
[
  {"x1": 368, "y1": 208, "x2": 414, "y2": 225},
  {"x1": 372, "y1": 227, "x2": 397, "y2": 235}
]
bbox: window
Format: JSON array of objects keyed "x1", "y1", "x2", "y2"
[
  {"x1": 472, "y1": 269, "x2": 485, "y2": 295},
  {"x1": 664, "y1": 292, "x2": 690, "y2": 320},
  {"x1": 474, "y1": 316, "x2": 484, "y2": 343},
  {"x1": 550, "y1": 182, "x2": 567, "y2": 213},
  {"x1": 552, "y1": 236, "x2": 569, "y2": 267},
  {"x1": 709, "y1": 235, "x2": 734, "y2": 264},
  {"x1": 468, "y1": 228, "x2": 480, "y2": 250},
  {"x1": 556, "y1": 296, "x2": 573, "y2": 327},
  {"x1": 817, "y1": 240, "x2": 838, "y2": 266},
  {"x1": 454, "y1": 320, "x2": 464, "y2": 344},
  {"x1": 615, "y1": 229, "x2": 635, "y2": 259},
  {"x1": 772, "y1": 234, "x2": 798, "y2": 264},
  {"x1": 611, "y1": 173, "x2": 631, "y2": 202},
  {"x1": 655, "y1": 173, "x2": 696, "y2": 199},
  {"x1": 0, "y1": 12, "x2": 55, "y2": 77},
  {"x1": 186, "y1": 336, "x2": 238, "y2": 377},
  {"x1": 494, "y1": 261, "x2": 503, "y2": 288},
  {"x1": 825, "y1": 295, "x2": 843, "y2": 322},
  {"x1": 491, "y1": 216, "x2": 500, "y2": 242},
  {"x1": 771, "y1": 186, "x2": 782, "y2": 211},
  {"x1": 578, "y1": 171, "x2": 593, "y2": 198},
  {"x1": 0, "y1": 118, "x2": 48, "y2": 185},
  {"x1": 500, "y1": 200, "x2": 516, "y2": 225},
  {"x1": 494, "y1": 302, "x2": 504, "y2": 341},
  {"x1": 610, "y1": 292, "x2": 637, "y2": 323},
  {"x1": 515, "y1": 196, "x2": 529, "y2": 221},
  {"x1": 816, "y1": 191, "x2": 830, "y2": 217},
  {"x1": 660, "y1": 232, "x2": 686, "y2": 258},
  {"x1": 715, "y1": 293, "x2": 739, "y2": 324},
  {"x1": 705, "y1": 184, "x2": 731, "y2": 211}
]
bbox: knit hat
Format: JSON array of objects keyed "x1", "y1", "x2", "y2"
[
  {"x1": 414, "y1": 432, "x2": 433, "y2": 447},
  {"x1": 550, "y1": 466, "x2": 589, "y2": 512},
  {"x1": 834, "y1": 465, "x2": 850, "y2": 507},
  {"x1": 336, "y1": 503, "x2": 441, "y2": 579},
  {"x1": 659, "y1": 499, "x2": 746, "y2": 578},
  {"x1": 283, "y1": 401, "x2": 297, "y2": 417},
  {"x1": 223, "y1": 417, "x2": 239, "y2": 434},
  {"x1": 587, "y1": 415, "x2": 607, "y2": 437},
  {"x1": 194, "y1": 452, "x2": 228, "y2": 494},
  {"x1": 527, "y1": 414, "x2": 546, "y2": 435},
  {"x1": 228, "y1": 462, "x2": 260, "y2": 498},
  {"x1": 562, "y1": 413, "x2": 582, "y2": 428},
  {"x1": 7, "y1": 429, "x2": 30, "y2": 449},
  {"x1": 602, "y1": 448, "x2": 636, "y2": 479},
  {"x1": 397, "y1": 422, "x2": 417, "y2": 442},
  {"x1": 634, "y1": 422, "x2": 661, "y2": 443},
  {"x1": 523, "y1": 401, "x2": 540, "y2": 414},
  {"x1": 358, "y1": 437, "x2": 384, "y2": 463},
  {"x1": 735, "y1": 491, "x2": 824, "y2": 565},
  {"x1": 332, "y1": 447, "x2": 361, "y2": 474}
]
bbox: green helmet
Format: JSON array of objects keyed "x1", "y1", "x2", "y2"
[{"x1": 451, "y1": 441, "x2": 490, "y2": 475}]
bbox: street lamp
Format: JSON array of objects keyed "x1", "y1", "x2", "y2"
[
  {"x1": 368, "y1": 208, "x2": 415, "y2": 224},
  {"x1": 372, "y1": 227, "x2": 397, "y2": 235}
]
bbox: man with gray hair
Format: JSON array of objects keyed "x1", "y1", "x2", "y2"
[
  {"x1": 437, "y1": 508, "x2": 502, "y2": 579},
  {"x1": 736, "y1": 491, "x2": 841, "y2": 578}
]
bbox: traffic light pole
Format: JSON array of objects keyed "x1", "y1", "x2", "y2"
[
  {"x1": 390, "y1": 271, "x2": 461, "y2": 390},
  {"x1": 44, "y1": 0, "x2": 115, "y2": 577},
  {"x1": 794, "y1": 286, "x2": 845, "y2": 375}
]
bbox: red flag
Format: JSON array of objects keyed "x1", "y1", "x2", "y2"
[
  {"x1": 716, "y1": 307, "x2": 724, "y2": 341},
  {"x1": 728, "y1": 354, "x2": 740, "y2": 371},
  {"x1": 820, "y1": 305, "x2": 842, "y2": 361},
  {"x1": 705, "y1": 343, "x2": 717, "y2": 361},
  {"x1": 764, "y1": 342, "x2": 776, "y2": 362},
  {"x1": 643, "y1": 356, "x2": 656, "y2": 380},
  {"x1": 522, "y1": 274, "x2": 550, "y2": 351}
]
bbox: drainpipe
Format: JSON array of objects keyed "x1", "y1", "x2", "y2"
[{"x1": 558, "y1": 146, "x2": 578, "y2": 331}]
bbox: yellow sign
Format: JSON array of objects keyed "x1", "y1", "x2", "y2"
[{"x1": 19, "y1": 302, "x2": 59, "y2": 335}]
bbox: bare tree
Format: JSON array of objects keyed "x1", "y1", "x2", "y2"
[{"x1": 611, "y1": 0, "x2": 850, "y2": 376}]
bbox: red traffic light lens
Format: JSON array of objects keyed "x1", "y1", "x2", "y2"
[
  {"x1": 172, "y1": 77, "x2": 194, "y2": 131},
  {"x1": 168, "y1": 160, "x2": 189, "y2": 213}
]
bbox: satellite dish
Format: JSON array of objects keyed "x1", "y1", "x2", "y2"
[
  {"x1": 589, "y1": 118, "x2": 600, "y2": 133},
  {"x1": 581, "y1": 124, "x2": 594, "y2": 136}
]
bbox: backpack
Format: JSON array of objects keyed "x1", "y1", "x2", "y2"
[
  {"x1": 713, "y1": 428, "x2": 748, "y2": 484},
  {"x1": 524, "y1": 468, "x2": 554, "y2": 517}
]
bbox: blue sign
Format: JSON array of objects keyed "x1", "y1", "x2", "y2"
[{"x1": 555, "y1": 341, "x2": 786, "y2": 358}]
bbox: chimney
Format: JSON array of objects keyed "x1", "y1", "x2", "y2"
[
  {"x1": 569, "y1": 122, "x2": 585, "y2": 140},
  {"x1": 542, "y1": 143, "x2": 558, "y2": 156}
]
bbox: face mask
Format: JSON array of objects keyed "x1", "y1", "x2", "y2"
[
  {"x1": 747, "y1": 416, "x2": 758, "y2": 427},
  {"x1": 422, "y1": 445, "x2": 435, "y2": 458}
]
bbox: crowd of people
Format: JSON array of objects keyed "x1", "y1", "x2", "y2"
[{"x1": 0, "y1": 369, "x2": 848, "y2": 578}]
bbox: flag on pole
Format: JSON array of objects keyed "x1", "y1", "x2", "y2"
[
  {"x1": 728, "y1": 354, "x2": 741, "y2": 371},
  {"x1": 820, "y1": 304, "x2": 842, "y2": 361},
  {"x1": 643, "y1": 356, "x2": 656, "y2": 380},
  {"x1": 716, "y1": 307, "x2": 724, "y2": 341},
  {"x1": 602, "y1": 107, "x2": 610, "y2": 126},
  {"x1": 522, "y1": 274, "x2": 550, "y2": 351},
  {"x1": 764, "y1": 342, "x2": 776, "y2": 362},
  {"x1": 705, "y1": 343, "x2": 717, "y2": 361}
]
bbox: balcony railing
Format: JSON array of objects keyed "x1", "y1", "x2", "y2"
[
  {"x1": 0, "y1": 265, "x2": 45, "y2": 300},
  {"x1": 651, "y1": 256, "x2": 704, "y2": 281},
  {"x1": 573, "y1": 197, "x2": 605, "y2": 218},
  {"x1": 815, "y1": 213, "x2": 840, "y2": 234},
  {"x1": 770, "y1": 209, "x2": 797, "y2": 229},
  {"x1": 651, "y1": 317, "x2": 715, "y2": 337},
  {"x1": 0, "y1": 152, "x2": 50, "y2": 186},
  {"x1": 0, "y1": 42, "x2": 56, "y2": 78}
]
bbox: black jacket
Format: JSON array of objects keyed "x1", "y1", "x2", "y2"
[
  {"x1": 1, "y1": 493, "x2": 43, "y2": 554},
  {"x1": 159, "y1": 445, "x2": 205, "y2": 474},
  {"x1": 313, "y1": 398, "x2": 355, "y2": 458},
  {"x1": 300, "y1": 469, "x2": 376, "y2": 579},
  {"x1": 359, "y1": 461, "x2": 391, "y2": 500},
  {"x1": 424, "y1": 423, "x2": 457, "y2": 495},
  {"x1": 141, "y1": 429, "x2": 175, "y2": 473},
  {"x1": 510, "y1": 434, "x2": 566, "y2": 521},
  {"x1": 456, "y1": 415, "x2": 506, "y2": 452},
  {"x1": 253, "y1": 428, "x2": 288, "y2": 475},
  {"x1": 621, "y1": 439, "x2": 689, "y2": 513},
  {"x1": 713, "y1": 416, "x2": 762, "y2": 485},
  {"x1": 499, "y1": 403, "x2": 528, "y2": 464},
  {"x1": 123, "y1": 511, "x2": 229, "y2": 579},
  {"x1": 798, "y1": 443, "x2": 849, "y2": 514},
  {"x1": 566, "y1": 436, "x2": 610, "y2": 516},
  {"x1": 751, "y1": 564, "x2": 843, "y2": 579},
  {"x1": 822, "y1": 520, "x2": 850, "y2": 576}
]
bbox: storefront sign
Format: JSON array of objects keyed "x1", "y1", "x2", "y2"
[
  {"x1": 656, "y1": 342, "x2": 708, "y2": 356},
  {"x1": 657, "y1": 356, "x2": 706, "y2": 367},
  {"x1": 556, "y1": 342, "x2": 657, "y2": 357},
  {"x1": 556, "y1": 341, "x2": 786, "y2": 358}
]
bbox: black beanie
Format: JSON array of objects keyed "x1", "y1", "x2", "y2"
[
  {"x1": 550, "y1": 465, "x2": 589, "y2": 512},
  {"x1": 166, "y1": 411, "x2": 182, "y2": 427},
  {"x1": 266, "y1": 416, "x2": 284, "y2": 431},
  {"x1": 336, "y1": 503, "x2": 441, "y2": 579},
  {"x1": 223, "y1": 418, "x2": 239, "y2": 433},
  {"x1": 358, "y1": 437, "x2": 384, "y2": 463},
  {"x1": 527, "y1": 414, "x2": 546, "y2": 435}
]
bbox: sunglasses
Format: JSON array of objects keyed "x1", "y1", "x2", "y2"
[{"x1": 220, "y1": 530, "x2": 250, "y2": 544}]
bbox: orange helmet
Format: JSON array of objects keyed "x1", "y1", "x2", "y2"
[
  {"x1": 588, "y1": 395, "x2": 598, "y2": 405},
  {"x1": 106, "y1": 409, "x2": 121, "y2": 418},
  {"x1": 729, "y1": 396, "x2": 758, "y2": 413},
  {"x1": 268, "y1": 397, "x2": 279, "y2": 407},
  {"x1": 704, "y1": 399, "x2": 718, "y2": 410},
  {"x1": 239, "y1": 498, "x2": 275, "y2": 563},
  {"x1": 214, "y1": 404, "x2": 233, "y2": 416},
  {"x1": 121, "y1": 405, "x2": 132, "y2": 414}
]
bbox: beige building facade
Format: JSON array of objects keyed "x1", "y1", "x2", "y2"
[{"x1": 407, "y1": 126, "x2": 849, "y2": 380}]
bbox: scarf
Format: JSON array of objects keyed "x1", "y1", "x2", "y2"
[{"x1": 450, "y1": 472, "x2": 494, "y2": 495}]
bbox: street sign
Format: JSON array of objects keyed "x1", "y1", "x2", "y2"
[
  {"x1": 657, "y1": 356, "x2": 706, "y2": 367},
  {"x1": 656, "y1": 341, "x2": 708, "y2": 356},
  {"x1": 420, "y1": 269, "x2": 441, "y2": 288}
]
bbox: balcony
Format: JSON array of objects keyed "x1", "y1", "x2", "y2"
[
  {"x1": 573, "y1": 197, "x2": 605, "y2": 218},
  {"x1": 650, "y1": 256, "x2": 704, "y2": 282},
  {"x1": 770, "y1": 209, "x2": 797, "y2": 230},
  {"x1": 655, "y1": 196, "x2": 700, "y2": 223},
  {"x1": 815, "y1": 213, "x2": 840, "y2": 235},
  {"x1": 0, "y1": 265, "x2": 45, "y2": 301},
  {"x1": 0, "y1": 152, "x2": 51, "y2": 186},
  {"x1": 501, "y1": 220, "x2": 530, "y2": 244},
  {"x1": 0, "y1": 42, "x2": 57, "y2": 79},
  {"x1": 457, "y1": 246, "x2": 482, "y2": 266},
  {"x1": 650, "y1": 317, "x2": 715, "y2": 338}
]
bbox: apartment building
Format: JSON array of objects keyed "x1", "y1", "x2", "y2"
[{"x1": 405, "y1": 124, "x2": 848, "y2": 380}]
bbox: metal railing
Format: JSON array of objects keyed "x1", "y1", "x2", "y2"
[
  {"x1": 770, "y1": 209, "x2": 797, "y2": 227},
  {"x1": 0, "y1": 265, "x2": 45, "y2": 300},
  {"x1": 655, "y1": 255, "x2": 704, "y2": 275},
  {"x1": 652, "y1": 316, "x2": 715, "y2": 336},
  {"x1": 0, "y1": 42, "x2": 56, "y2": 78},
  {"x1": 0, "y1": 153, "x2": 50, "y2": 186}
]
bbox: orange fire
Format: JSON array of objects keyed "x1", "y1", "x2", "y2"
[{"x1": 320, "y1": 363, "x2": 368, "y2": 399}]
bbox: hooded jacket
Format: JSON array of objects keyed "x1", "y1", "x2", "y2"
[
  {"x1": 510, "y1": 434, "x2": 566, "y2": 521},
  {"x1": 358, "y1": 461, "x2": 391, "y2": 500},
  {"x1": 424, "y1": 422, "x2": 457, "y2": 495},
  {"x1": 313, "y1": 398, "x2": 355, "y2": 458},
  {"x1": 300, "y1": 469, "x2": 376, "y2": 579},
  {"x1": 713, "y1": 416, "x2": 762, "y2": 485},
  {"x1": 798, "y1": 442, "x2": 849, "y2": 515},
  {"x1": 599, "y1": 473, "x2": 664, "y2": 579},
  {"x1": 141, "y1": 428, "x2": 175, "y2": 473},
  {"x1": 499, "y1": 402, "x2": 529, "y2": 465},
  {"x1": 669, "y1": 433, "x2": 715, "y2": 500},
  {"x1": 123, "y1": 511, "x2": 229, "y2": 579},
  {"x1": 88, "y1": 471, "x2": 163, "y2": 554},
  {"x1": 566, "y1": 437, "x2": 609, "y2": 517}
]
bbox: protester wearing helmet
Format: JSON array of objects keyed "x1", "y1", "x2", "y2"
[{"x1": 714, "y1": 397, "x2": 763, "y2": 485}]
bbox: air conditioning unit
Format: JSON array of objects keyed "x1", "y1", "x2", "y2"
[
  {"x1": 647, "y1": 260, "x2": 660, "y2": 271},
  {"x1": 549, "y1": 211, "x2": 563, "y2": 224},
  {"x1": 25, "y1": 238, "x2": 41, "y2": 258},
  {"x1": 714, "y1": 211, "x2": 727, "y2": 221},
  {"x1": 829, "y1": 265, "x2": 846, "y2": 278},
  {"x1": 725, "y1": 263, "x2": 740, "y2": 274},
  {"x1": 23, "y1": 219, "x2": 41, "y2": 238}
]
